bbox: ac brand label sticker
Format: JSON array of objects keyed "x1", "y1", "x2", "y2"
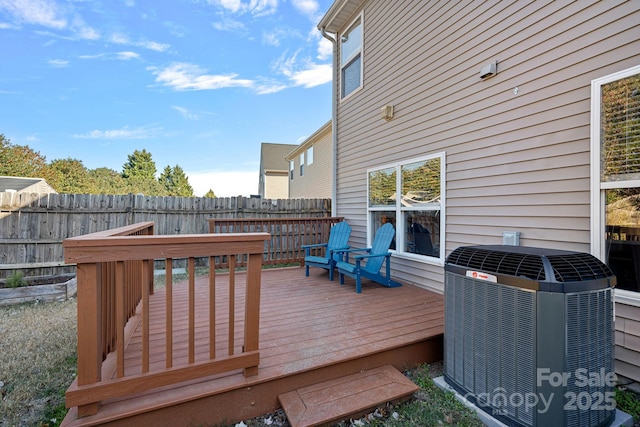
[{"x1": 466, "y1": 270, "x2": 498, "y2": 283}]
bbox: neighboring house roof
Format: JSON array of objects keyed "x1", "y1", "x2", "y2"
[
  {"x1": 259, "y1": 143, "x2": 297, "y2": 173},
  {"x1": 284, "y1": 120, "x2": 331, "y2": 161},
  {"x1": 0, "y1": 176, "x2": 57, "y2": 194}
]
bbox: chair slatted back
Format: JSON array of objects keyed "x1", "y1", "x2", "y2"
[
  {"x1": 363, "y1": 222, "x2": 395, "y2": 273},
  {"x1": 327, "y1": 221, "x2": 352, "y2": 261}
]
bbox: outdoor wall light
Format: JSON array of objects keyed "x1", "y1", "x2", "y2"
[
  {"x1": 381, "y1": 105, "x2": 394, "y2": 121},
  {"x1": 479, "y1": 61, "x2": 497, "y2": 79}
]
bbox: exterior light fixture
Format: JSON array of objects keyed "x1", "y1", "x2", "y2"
[{"x1": 381, "y1": 105, "x2": 394, "y2": 121}]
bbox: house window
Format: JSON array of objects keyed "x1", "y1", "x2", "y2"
[
  {"x1": 592, "y1": 65, "x2": 640, "y2": 296},
  {"x1": 290, "y1": 160, "x2": 294, "y2": 180},
  {"x1": 307, "y1": 145, "x2": 314, "y2": 165},
  {"x1": 340, "y1": 15, "x2": 362, "y2": 99},
  {"x1": 368, "y1": 153, "x2": 445, "y2": 260},
  {"x1": 299, "y1": 153, "x2": 305, "y2": 177}
]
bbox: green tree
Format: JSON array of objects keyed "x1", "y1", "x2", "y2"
[
  {"x1": 122, "y1": 149, "x2": 157, "y2": 180},
  {"x1": 125, "y1": 175, "x2": 168, "y2": 196},
  {"x1": 158, "y1": 165, "x2": 194, "y2": 196},
  {"x1": 0, "y1": 134, "x2": 48, "y2": 178},
  {"x1": 203, "y1": 189, "x2": 216, "y2": 198},
  {"x1": 48, "y1": 158, "x2": 92, "y2": 193},
  {"x1": 88, "y1": 167, "x2": 130, "y2": 194}
]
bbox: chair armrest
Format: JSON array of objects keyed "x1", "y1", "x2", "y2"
[
  {"x1": 334, "y1": 247, "x2": 371, "y2": 263},
  {"x1": 335, "y1": 247, "x2": 371, "y2": 254},
  {"x1": 354, "y1": 252, "x2": 391, "y2": 261},
  {"x1": 301, "y1": 243, "x2": 328, "y2": 249}
]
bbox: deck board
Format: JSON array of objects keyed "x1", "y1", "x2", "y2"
[{"x1": 63, "y1": 267, "x2": 444, "y2": 426}]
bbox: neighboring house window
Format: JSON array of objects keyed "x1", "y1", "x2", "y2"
[
  {"x1": 340, "y1": 15, "x2": 362, "y2": 99},
  {"x1": 300, "y1": 153, "x2": 305, "y2": 177},
  {"x1": 368, "y1": 153, "x2": 445, "y2": 261},
  {"x1": 307, "y1": 145, "x2": 314, "y2": 165},
  {"x1": 290, "y1": 160, "x2": 294, "y2": 180},
  {"x1": 591, "y1": 65, "x2": 640, "y2": 296}
]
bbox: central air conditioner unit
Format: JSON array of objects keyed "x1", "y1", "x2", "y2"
[{"x1": 444, "y1": 245, "x2": 616, "y2": 427}]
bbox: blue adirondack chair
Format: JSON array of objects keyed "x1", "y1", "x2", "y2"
[
  {"x1": 302, "y1": 221, "x2": 351, "y2": 280},
  {"x1": 335, "y1": 222, "x2": 402, "y2": 293}
]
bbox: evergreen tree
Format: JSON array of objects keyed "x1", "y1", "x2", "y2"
[
  {"x1": 203, "y1": 189, "x2": 216, "y2": 198},
  {"x1": 122, "y1": 149, "x2": 157, "y2": 180},
  {"x1": 158, "y1": 165, "x2": 194, "y2": 196}
]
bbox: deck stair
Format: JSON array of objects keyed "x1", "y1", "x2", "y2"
[{"x1": 278, "y1": 364, "x2": 418, "y2": 427}]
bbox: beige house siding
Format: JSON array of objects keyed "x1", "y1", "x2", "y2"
[
  {"x1": 263, "y1": 171, "x2": 289, "y2": 200},
  {"x1": 330, "y1": 0, "x2": 640, "y2": 286},
  {"x1": 616, "y1": 301, "x2": 640, "y2": 382},
  {"x1": 324, "y1": 0, "x2": 640, "y2": 379},
  {"x1": 286, "y1": 121, "x2": 332, "y2": 199}
]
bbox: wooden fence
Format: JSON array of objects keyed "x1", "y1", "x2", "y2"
[
  {"x1": 209, "y1": 217, "x2": 344, "y2": 267},
  {"x1": 0, "y1": 192, "x2": 330, "y2": 279}
]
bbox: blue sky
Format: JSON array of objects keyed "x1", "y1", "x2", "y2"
[{"x1": 0, "y1": 0, "x2": 334, "y2": 196}]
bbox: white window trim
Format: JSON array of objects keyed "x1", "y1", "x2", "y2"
[
  {"x1": 339, "y1": 12, "x2": 364, "y2": 102},
  {"x1": 590, "y1": 64, "x2": 640, "y2": 304},
  {"x1": 307, "y1": 145, "x2": 314, "y2": 165},
  {"x1": 366, "y1": 152, "x2": 446, "y2": 266}
]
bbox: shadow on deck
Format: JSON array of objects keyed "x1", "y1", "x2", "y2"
[{"x1": 63, "y1": 267, "x2": 444, "y2": 426}]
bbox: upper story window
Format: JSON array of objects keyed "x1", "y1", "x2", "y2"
[
  {"x1": 367, "y1": 153, "x2": 445, "y2": 262},
  {"x1": 290, "y1": 160, "x2": 294, "y2": 180},
  {"x1": 340, "y1": 15, "x2": 362, "y2": 99},
  {"x1": 591, "y1": 65, "x2": 640, "y2": 296},
  {"x1": 299, "y1": 153, "x2": 305, "y2": 177},
  {"x1": 307, "y1": 145, "x2": 314, "y2": 165}
]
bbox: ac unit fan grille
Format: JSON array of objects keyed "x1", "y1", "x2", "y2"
[
  {"x1": 447, "y1": 247, "x2": 546, "y2": 280},
  {"x1": 547, "y1": 253, "x2": 614, "y2": 282}
]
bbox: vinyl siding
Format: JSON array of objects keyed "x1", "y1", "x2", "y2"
[
  {"x1": 615, "y1": 301, "x2": 640, "y2": 382},
  {"x1": 333, "y1": 0, "x2": 640, "y2": 294},
  {"x1": 288, "y1": 124, "x2": 333, "y2": 199}
]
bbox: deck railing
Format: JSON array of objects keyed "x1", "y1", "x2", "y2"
[
  {"x1": 208, "y1": 216, "x2": 344, "y2": 267},
  {"x1": 63, "y1": 222, "x2": 270, "y2": 418}
]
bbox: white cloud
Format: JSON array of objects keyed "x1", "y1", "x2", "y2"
[
  {"x1": 149, "y1": 62, "x2": 254, "y2": 91},
  {"x1": 272, "y1": 51, "x2": 331, "y2": 88},
  {"x1": 116, "y1": 51, "x2": 140, "y2": 60},
  {"x1": 0, "y1": 0, "x2": 66, "y2": 29},
  {"x1": 288, "y1": 63, "x2": 331, "y2": 88},
  {"x1": 208, "y1": 0, "x2": 278, "y2": 16},
  {"x1": 48, "y1": 58, "x2": 68, "y2": 67},
  {"x1": 72, "y1": 125, "x2": 162, "y2": 139},
  {"x1": 108, "y1": 32, "x2": 169, "y2": 52},
  {"x1": 212, "y1": 17, "x2": 246, "y2": 32},
  {"x1": 79, "y1": 51, "x2": 140, "y2": 61},
  {"x1": 172, "y1": 105, "x2": 199, "y2": 120},
  {"x1": 0, "y1": 0, "x2": 99, "y2": 40},
  {"x1": 187, "y1": 170, "x2": 258, "y2": 197},
  {"x1": 317, "y1": 36, "x2": 332, "y2": 60},
  {"x1": 291, "y1": 0, "x2": 318, "y2": 18}
]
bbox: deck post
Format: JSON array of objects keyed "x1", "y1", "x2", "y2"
[
  {"x1": 243, "y1": 252, "x2": 262, "y2": 377},
  {"x1": 75, "y1": 262, "x2": 102, "y2": 417}
]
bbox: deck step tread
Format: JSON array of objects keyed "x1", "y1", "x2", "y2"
[{"x1": 278, "y1": 365, "x2": 418, "y2": 427}]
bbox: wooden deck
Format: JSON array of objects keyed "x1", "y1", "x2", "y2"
[{"x1": 62, "y1": 266, "x2": 444, "y2": 427}]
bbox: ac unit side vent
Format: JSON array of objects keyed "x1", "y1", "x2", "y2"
[{"x1": 547, "y1": 253, "x2": 614, "y2": 282}]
